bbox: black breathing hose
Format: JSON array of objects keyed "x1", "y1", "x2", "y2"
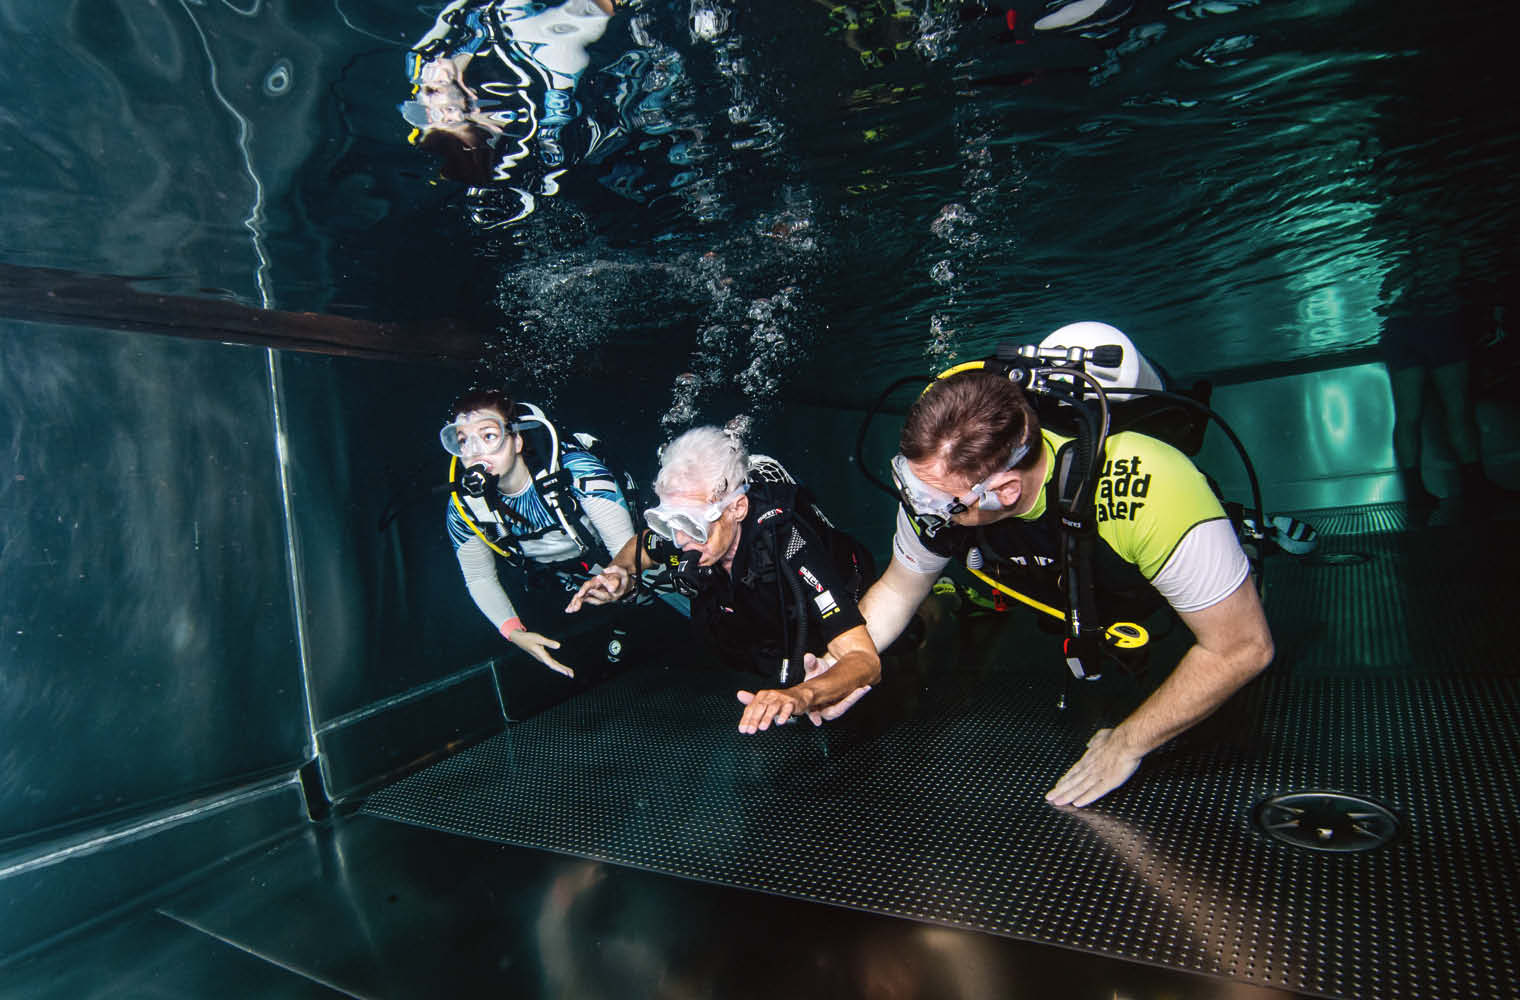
[
  {"x1": 855, "y1": 374, "x2": 936, "y2": 502},
  {"x1": 1101, "y1": 387, "x2": 1265, "y2": 541},
  {"x1": 768, "y1": 528, "x2": 809, "y2": 685}
]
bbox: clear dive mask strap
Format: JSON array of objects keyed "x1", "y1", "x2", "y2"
[{"x1": 890, "y1": 440, "x2": 1030, "y2": 535}]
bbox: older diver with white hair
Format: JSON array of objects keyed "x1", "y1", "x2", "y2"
[{"x1": 567, "y1": 426, "x2": 882, "y2": 733}]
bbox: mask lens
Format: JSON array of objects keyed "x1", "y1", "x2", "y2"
[
  {"x1": 440, "y1": 417, "x2": 508, "y2": 458},
  {"x1": 891, "y1": 455, "x2": 956, "y2": 516},
  {"x1": 892, "y1": 455, "x2": 972, "y2": 537},
  {"x1": 645, "y1": 508, "x2": 710, "y2": 544},
  {"x1": 644, "y1": 484, "x2": 748, "y2": 544}
]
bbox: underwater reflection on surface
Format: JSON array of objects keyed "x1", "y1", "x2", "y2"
[{"x1": 4, "y1": 0, "x2": 1515, "y2": 422}]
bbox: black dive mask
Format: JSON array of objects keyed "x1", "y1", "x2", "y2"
[
  {"x1": 458, "y1": 465, "x2": 498, "y2": 498},
  {"x1": 671, "y1": 548, "x2": 716, "y2": 598}
]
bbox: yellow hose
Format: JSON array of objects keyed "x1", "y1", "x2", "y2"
[
  {"x1": 449, "y1": 456, "x2": 513, "y2": 558},
  {"x1": 912, "y1": 361, "x2": 992, "y2": 398},
  {"x1": 965, "y1": 565, "x2": 1148, "y2": 649}
]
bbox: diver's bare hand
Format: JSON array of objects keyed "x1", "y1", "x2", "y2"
[
  {"x1": 565, "y1": 565, "x2": 632, "y2": 612},
  {"x1": 801, "y1": 652, "x2": 872, "y2": 725},
  {"x1": 735, "y1": 687, "x2": 811, "y2": 734},
  {"x1": 1045, "y1": 728, "x2": 1142, "y2": 808},
  {"x1": 508, "y1": 629, "x2": 574, "y2": 677}
]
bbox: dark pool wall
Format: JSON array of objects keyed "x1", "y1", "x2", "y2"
[
  {"x1": 0, "y1": 320, "x2": 501, "y2": 958},
  {"x1": 0, "y1": 320, "x2": 307, "y2": 843},
  {"x1": 0, "y1": 319, "x2": 310, "y2": 956},
  {"x1": 276, "y1": 352, "x2": 506, "y2": 801}
]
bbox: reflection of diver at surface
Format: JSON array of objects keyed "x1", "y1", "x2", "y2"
[
  {"x1": 1030, "y1": 0, "x2": 1134, "y2": 35},
  {"x1": 812, "y1": 0, "x2": 1138, "y2": 67},
  {"x1": 442, "y1": 388, "x2": 683, "y2": 680},
  {"x1": 812, "y1": 0, "x2": 917, "y2": 69},
  {"x1": 401, "y1": 0, "x2": 616, "y2": 217},
  {"x1": 851, "y1": 323, "x2": 1291, "y2": 808}
]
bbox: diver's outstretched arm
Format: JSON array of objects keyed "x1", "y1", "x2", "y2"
[
  {"x1": 505, "y1": 626, "x2": 573, "y2": 678},
  {"x1": 565, "y1": 534, "x2": 653, "y2": 611},
  {"x1": 858, "y1": 555, "x2": 939, "y2": 652},
  {"x1": 735, "y1": 625, "x2": 882, "y2": 734},
  {"x1": 1046, "y1": 578, "x2": 1273, "y2": 807}
]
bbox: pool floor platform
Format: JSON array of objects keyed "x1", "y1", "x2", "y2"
[
  {"x1": 360, "y1": 668, "x2": 1518, "y2": 1000},
  {"x1": 360, "y1": 503, "x2": 1520, "y2": 1000},
  {"x1": 4, "y1": 503, "x2": 1517, "y2": 999},
  {"x1": 0, "y1": 814, "x2": 1306, "y2": 999}
]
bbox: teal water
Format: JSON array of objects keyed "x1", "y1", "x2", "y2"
[
  {"x1": 0, "y1": 0, "x2": 1515, "y2": 416},
  {"x1": 2, "y1": 4, "x2": 1519, "y2": 988}
]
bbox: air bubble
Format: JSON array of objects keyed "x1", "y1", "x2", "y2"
[{"x1": 262, "y1": 58, "x2": 293, "y2": 97}]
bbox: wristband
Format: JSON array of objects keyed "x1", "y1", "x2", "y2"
[{"x1": 499, "y1": 617, "x2": 526, "y2": 639}]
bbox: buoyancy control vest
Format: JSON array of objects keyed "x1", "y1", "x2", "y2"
[{"x1": 682, "y1": 456, "x2": 874, "y2": 684}]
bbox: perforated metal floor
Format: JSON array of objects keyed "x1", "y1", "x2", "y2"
[
  {"x1": 364, "y1": 506, "x2": 1520, "y2": 1000},
  {"x1": 1282, "y1": 502, "x2": 1409, "y2": 538},
  {"x1": 1263, "y1": 504, "x2": 1516, "y2": 675}
]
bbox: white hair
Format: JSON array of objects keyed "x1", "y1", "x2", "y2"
[{"x1": 655, "y1": 426, "x2": 749, "y2": 501}]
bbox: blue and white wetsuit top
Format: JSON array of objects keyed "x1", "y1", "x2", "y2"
[
  {"x1": 447, "y1": 449, "x2": 627, "y2": 563},
  {"x1": 448, "y1": 446, "x2": 636, "y2": 633}
]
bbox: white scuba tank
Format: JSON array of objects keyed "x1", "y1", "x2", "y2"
[{"x1": 1039, "y1": 321, "x2": 1163, "y2": 402}]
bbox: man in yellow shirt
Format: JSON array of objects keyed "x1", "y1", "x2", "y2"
[{"x1": 853, "y1": 369, "x2": 1274, "y2": 808}]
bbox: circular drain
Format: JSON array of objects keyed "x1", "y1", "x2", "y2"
[
  {"x1": 1253, "y1": 791, "x2": 1402, "y2": 852},
  {"x1": 1306, "y1": 551, "x2": 1371, "y2": 567}
]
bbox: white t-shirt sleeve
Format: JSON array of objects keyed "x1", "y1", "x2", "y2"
[
  {"x1": 891, "y1": 506, "x2": 953, "y2": 576},
  {"x1": 1149, "y1": 518, "x2": 1250, "y2": 613}
]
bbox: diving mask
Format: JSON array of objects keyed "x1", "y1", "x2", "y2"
[
  {"x1": 398, "y1": 100, "x2": 431, "y2": 129},
  {"x1": 440, "y1": 415, "x2": 511, "y2": 459},
  {"x1": 644, "y1": 484, "x2": 749, "y2": 544},
  {"x1": 890, "y1": 442, "x2": 1028, "y2": 536}
]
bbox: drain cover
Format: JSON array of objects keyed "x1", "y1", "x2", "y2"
[{"x1": 1253, "y1": 791, "x2": 1402, "y2": 852}]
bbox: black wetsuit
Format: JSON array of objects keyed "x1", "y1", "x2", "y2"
[{"x1": 653, "y1": 476, "x2": 875, "y2": 685}]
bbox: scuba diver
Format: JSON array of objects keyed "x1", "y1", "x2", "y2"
[
  {"x1": 848, "y1": 322, "x2": 1276, "y2": 808},
  {"x1": 401, "y1": 0, "x2": 617, "y2": 214},
  {"x1": 442, "y1": 388, "x2": 657, "y2": 678},
  {"x1": 567, "y1": 425, "x2": 882, "y2": 734}
]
